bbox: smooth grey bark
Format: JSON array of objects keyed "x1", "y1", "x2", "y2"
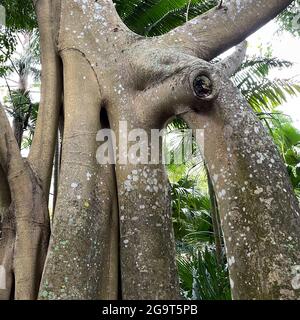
[
  {"x1": 0, "y1": 164, "x2": 13, "y2": 300},
  {"x1": 0, "y1": 104, "x2": 50, "y2": 299},
  {"x1": 218, "y1": 41, "x2": 248, "y2": 77},
  {"x1": 182, "y1": 66, "x2": 300, "y2": 298},
  {"x1": 28, "y1": 0, "x2": 63, "y2": 196},
  {"x1": 159, "y1": 0, "x2": 294, "y2": 60},
  {"x1": 28, "y1": 0, "x2": 300, "y2": 300}
]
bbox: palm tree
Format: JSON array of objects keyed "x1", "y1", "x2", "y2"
[
  {"x1": 114, "y1": 0, "x2": 217, "y2": 36},
  {"x1": 3, "y1": 31, "x2": 40, "y2": 148}
]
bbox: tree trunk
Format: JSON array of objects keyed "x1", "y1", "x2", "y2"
[
  {"x1": 182, "y1": 70, "x2": 300, "y2": 299},
  {"x1": 13, "y1": 119, "x2": 23, "y2": 149},
  {"x1": 1, "y1": 0, "x2": 299, "y2": 300}
]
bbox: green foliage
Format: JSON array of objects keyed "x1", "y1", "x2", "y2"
[
  {"x1": 10, "y1": 32, "x2": 40, "y2": 79},
  {"x1": 177, "y1": 247, "x2": 231, "y2": 300},
  {"x1": 233, "y1": 57, "x2": 300, "y2": 112},
  {"x1": 4, "y1": 89, "x2": 39, "y2": 145},
  {"x1": 0, "y1": 1, "x2": 37, "y2": 76},
  {"x1": 114, "y1": 0, "x2": 217, "y2": 36},
  {"x1": 264, "y1": 113, "x2": 300, "y2": 194},
  {"x1": 169, "y1": 174, "x2": 230, "y2": 300},
  {"x1": 0, "y1": 0, "x2": 37, "y2": 30},
  {"x1": 171, "y1": 177, "x2": 213, "y2": 245},
  {"x1": 278, "y1": 0, "x2": 300, "y2": 36},
  {"x1": 0, "y1": 29, "x2": 16, "y2": 76},
  {"x1": 2, "y1": 31, "x2": 40, "y2": 148}
]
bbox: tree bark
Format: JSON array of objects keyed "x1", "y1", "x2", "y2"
[
  {"x1": 0, "y1": 105, "x2": 50, "y2": 299},
  {"x1": 158, "y1": 0, "x2": 293, "y2": 60},
  {"x1": 182, "y1": 67, "x2": 300, "y2": 299},
  {"x1": 12, "y1": 119, "x2": 23, "y2": 149},
  {"x1": 38, "y1": 49, "x2": 119, "y2": 299},
  {"x1": 28, "y1": 0, "x2": 63, "y2": 196},
  {"x1": 0, "y1": 164, "x2": 13, "y2": 300}
]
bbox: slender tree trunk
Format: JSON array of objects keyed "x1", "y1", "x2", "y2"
[
  {"x1": 0, "y1": 105, "x2": 50, "y2": 300},
  {"x1": 12, "y1": 119, "x2": 23, "y2": 149}
]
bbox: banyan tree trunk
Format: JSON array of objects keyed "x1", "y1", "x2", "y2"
[{"x1": 0, "y1": 0, "x2": 299, "y2": 300}]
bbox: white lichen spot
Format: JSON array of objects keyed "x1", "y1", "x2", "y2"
[
  {"x1": 71, "y1": 182, "x2": 79, "y2": 189},
  {"x1": 259, "y1": 197, "x2": 273, "y2": 208},
  {"x1": 213, "y1": 174, "x2": 219, "y2": 182},
  {"x1": 86, "y1": 172, "x2": 92, "y2": 181},
  {"x1": 230, "y1": 278, "x2": 235, "y2": 289},
  {"x1": 0, "y1": 265, "x2": 6, "y2": 289},
  {"x1": 254, "y1": 187, "x2": 263, "y2": 195},
  {"x1": 218, "y1": 189, "x2": 226, "y2": 198},
  {"x1": 291, "y1": 265, "x2": 300, "y2": 290},
  {"x1": 228, "y1": 256, "x2": 235, "y2": 266}
]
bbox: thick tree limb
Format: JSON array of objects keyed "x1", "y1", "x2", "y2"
[
  {"x1": 28, "y1": 0, "x2": 63, "y2": 195},
  {"x1": 0, "y1": 104, "x2": 50, "y2": 300},
  {"x1": 39, "y1": 49, "x2": 119, "y2": 300},
  {"x1": 158, "y1": 0, "x2": 293, "y2": 60},
  {"x1": 0, "y1": 106, "x2": 15, "y2": 300},
  {"x1": 0, "y1": 104, "x2": 22, "y2": 172},
  {"x1": 179, "y1": 65, "x2": 300, "y2": 299},
  {"x1": 218, "y1": 41, "x2": 247, "y2": 77}
]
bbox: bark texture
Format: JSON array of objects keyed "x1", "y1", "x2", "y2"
[
  {"x1": 182, "y1": 66, "x2": 300, "y2": 299},
  {"x1": 0, "y1": 105, "x2": 50, "y2": 300}
]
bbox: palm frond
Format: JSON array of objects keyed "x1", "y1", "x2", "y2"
[
  {"x1": 232, "y1": 57, "x2": 300, "y2": 112},
  {"x1": 177, "y1": 247, "x2": 231, "y2": 300},
  {"x1": 114, "y1": 0, "x2": 217, "y2": 36}
]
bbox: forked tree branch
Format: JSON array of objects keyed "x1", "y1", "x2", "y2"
[
  {"x1": 218, "y1": 41, "x2": 247, "y2": 77},
  {"x1": 158, "y1": 0, "x2": 293, "y2": 60},
  {"x1": 0, "y1": 104, "x2": 24, "y2": 175}
]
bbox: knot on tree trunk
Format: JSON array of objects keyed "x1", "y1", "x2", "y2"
[
  {"x1": 188, "y1": 67, "x2": 220, "y2": 103},
  {"x1": 127, "y1": 47, "x2": 221, "y2": 120}
]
